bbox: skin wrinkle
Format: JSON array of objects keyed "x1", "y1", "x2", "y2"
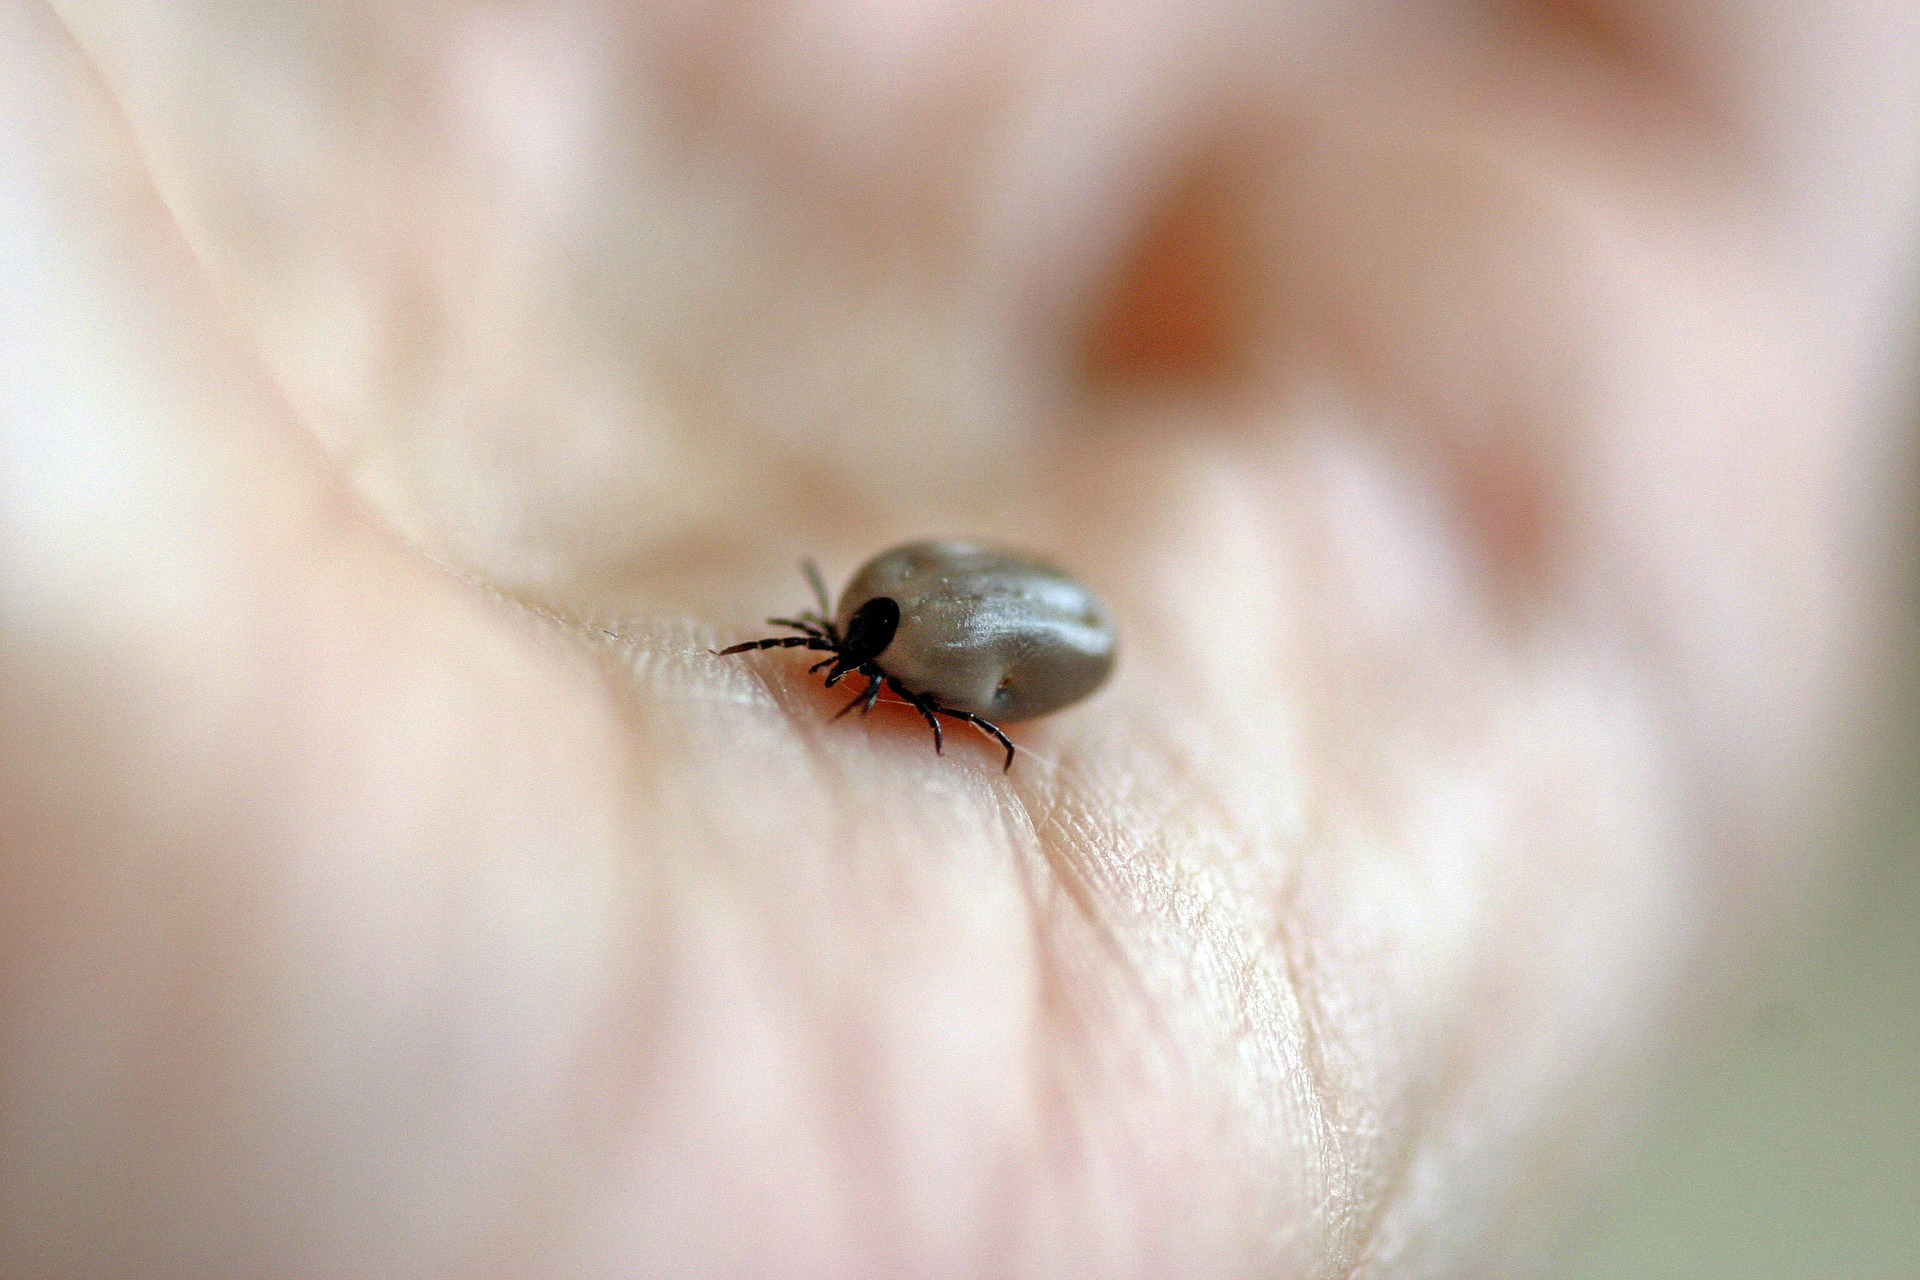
[
  {"x1": 1062, "y1": 718, "x2": 1315, "y2": 1271},
  {"x1": 621, "y1": 643, "x2": 1049, "y2": 1269},
  {"x1": 1121, "y1": 721, "x2": 1361, "y2": 1270},
  {"x1": 1005, "y1": 816, "x2": 1080, "y2": 1266},
  {"x1": 1323, "y1": 872, "x2": 1479, "y2": 1249},
  {"x1": 1253, "y1": 844, "x2": 1363, "y2": 1271},
  {"x1": 469, "y1": 845, "x2": 663, "y2": 1274},
  {"x1": 991, "y1": 728, "x2": 1206, "y2": 1269},
  {"x1": 1347, "y1": 664, "x2": 1685, "y2": 1276},
  {"x1": 1340, "y1": 961, "x2": 1494, "y2": 1278},
  {"x1": 1156, "y1": 448, "x2": 1399, "y2": 1271},
  {"x1": 1313, "y1": 759, "x2": 1512, "y2": 1273},
  {"x1": 1264, "y1": 441, "x2": 1562, "y2": 1275},
  {"x1": 1004, "y1": 774, "x2": 1147, "y2": 1271},
  {"x1": 641, "y1": 734, "x2": 870, "y2": 1271}
]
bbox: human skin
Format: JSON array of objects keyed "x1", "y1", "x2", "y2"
[{"x1": 1, "y1": 0, "x2": 1916, "y2": 1275}]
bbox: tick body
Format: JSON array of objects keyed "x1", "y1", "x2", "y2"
[{"x1": 715, "y1": 540, "x2": 1117, "y2": 769}]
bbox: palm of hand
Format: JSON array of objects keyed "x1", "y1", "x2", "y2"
[{"x1": 4, "y1": 1, "x2": 1915, "y2": 1275}]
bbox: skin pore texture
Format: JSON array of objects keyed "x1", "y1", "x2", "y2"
[{"x1": 2, "y1": 0, "x2": 1918, "y2": 1276}]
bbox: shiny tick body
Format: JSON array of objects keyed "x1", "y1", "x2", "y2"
[{"x1": 715, "y1": 540, "x2": 1117, "y2": 769}]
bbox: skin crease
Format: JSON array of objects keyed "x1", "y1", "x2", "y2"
[{"x1": 1, "y1": 1, "x2": 1917, "y2": 1277}]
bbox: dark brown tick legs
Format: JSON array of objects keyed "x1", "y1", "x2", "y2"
[
  {"x1": 713, "y1": 635, "x2": 837, "y2": 657},
  {"x1": 935, "y1": 708, "x2": 1016, "y2": 772},
  {"x1": 886, "y1": 676, "x2": 945, "y2": 754},
  {"x1": 770, "y1": 612, "x2": 843, "y2": 646},
  {"x1": 719, "y1": 636, "x2": 1015, "y2": 770},
  {"x1": 833, "y1": 669, "x2": 884, "y2": 721},
  {"x1": 802, "y1": 559, "x2": 833, "y2": 618},
  {"x1": 883, "y1": 676, "x2": 1019, "y2": 771}
]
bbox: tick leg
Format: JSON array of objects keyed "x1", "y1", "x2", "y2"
[
  {"x1": 801, "y1": 559, "x2": 833, "y2": 617},
  {"x1": 714, "y1": 635, "x2": 836, "y2": 656},
  {"x1": 885, "y1": 677, "x2": 944, "y2": 754},
  {"x1": 833, "y1": 671, "x2": 884, "y2": 721},
  {"x1": 809, "y1": 655, "x2": 838, "y2": 674},
  {"x1": 799, "y1": 610, "x2": 840, "y2": 644},
  {"x1": 934, "y1": 707, "x2": 1017, "y2": 771},
  {"x1": 919, "y1": 702, "x2": 945, "y2": 754}
]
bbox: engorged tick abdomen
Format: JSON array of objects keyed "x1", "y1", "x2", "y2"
[{"x1": 834, "y1": 540, "x2": 1116, "y2": 721}]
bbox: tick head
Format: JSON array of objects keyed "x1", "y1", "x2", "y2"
[{"x1": 840, "y1": 596, "x2": 900, "y2": 665}]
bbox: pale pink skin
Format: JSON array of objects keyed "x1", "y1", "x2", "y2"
[{"x1": 2, "y1": 1, "x2": 1916, "y2": 1276}]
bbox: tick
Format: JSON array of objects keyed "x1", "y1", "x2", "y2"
[{"x1": 715, "y1": 540, "x2": 1117, "y2": 770}]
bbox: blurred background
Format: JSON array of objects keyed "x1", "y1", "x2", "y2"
[{"x1": 1563, "y1": 552, "x2": 1920, "y2": 1276}]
